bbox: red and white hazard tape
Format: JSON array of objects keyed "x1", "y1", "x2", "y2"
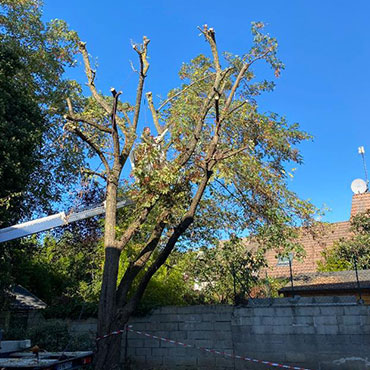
[{"x1": 97, "y1": 326, "x2": 315, "y2": 370}]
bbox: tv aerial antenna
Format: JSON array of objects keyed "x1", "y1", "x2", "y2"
[
  {"x1": 358, "y1": 146, "x2": 369, "y2": 186},
  {"x1": 351, "y1": 146, "x2": 369, "y2": 194}
]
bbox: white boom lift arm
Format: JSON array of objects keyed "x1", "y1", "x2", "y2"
[{"x1": 0, "y1": 199, "x2": 133, "y2": 243}]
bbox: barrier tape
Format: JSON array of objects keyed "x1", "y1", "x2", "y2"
[{"x1": 96, "y1": 326, "x2": 315, "y2": 370}]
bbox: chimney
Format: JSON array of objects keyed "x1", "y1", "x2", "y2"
[{"x1": 350, "y1": 192, "x2": 370, "y2": 217}]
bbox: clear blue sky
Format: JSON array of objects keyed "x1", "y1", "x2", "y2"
[{"x1": 43, "y1": 0, "x2": 370, "y2": 223}]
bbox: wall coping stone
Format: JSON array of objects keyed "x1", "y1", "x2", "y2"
[{"x1": 238, "y1": 296, "x2": 359, "y2": 307}]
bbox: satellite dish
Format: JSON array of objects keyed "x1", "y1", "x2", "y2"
[{"x1": 351, "y1": 178, "x2": 367, "y2": 194}]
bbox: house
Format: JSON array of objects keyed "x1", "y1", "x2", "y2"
[
  {"x1": 251, "y1": 188, "x2": 370, "y2": 302},
  {"x1": 263, "y1": 191, "x2": 370, "y2": 278}
]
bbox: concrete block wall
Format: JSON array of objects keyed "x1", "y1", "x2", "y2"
[
  {"x1": 68, "y1": 317, "x2": 98, "y2": 340},
  {"x1": 125, "y1": 297, "x2": 370, "y2": 370},
  {"x1": 125, "y1": 305, "x2": 234, "y2": 370}
]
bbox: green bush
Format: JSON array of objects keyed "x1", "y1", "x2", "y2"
[
  {"x1": 43, "y1": 299, "x2": 98, "y2": 320},
  {"x1": 4, "y1": 320, "x2": 94, "y2": 352}
]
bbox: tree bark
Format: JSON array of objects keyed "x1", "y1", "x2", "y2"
[
  {"x1": 94, "y1": 302, "x2": 134, "y2": 370},
  {"x1": 94, "y1": 180, "x2": 124, "y2": 370},
  {"x1": 95, "y1": 332, "x2": 123, "y2": 370}
]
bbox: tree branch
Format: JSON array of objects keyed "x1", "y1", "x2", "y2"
[
  {"x1": 110, "y1": 88, "x2": 122, "y2": 165},
  {"x1": 205, "y1": 94, "x2": 222, "y2": 165},
  {"x1": 216, "y1": 145, "x2": 250, "y2": 161},
  {"x1": 65, "y1": 97, "x2": 113, "y2": 133},
  {"x1": 64, "y1": 123, "x2": 110, "y2": 172},
  {"x1": 116, "y1": 203, "x2": 155, "y2": 250},
  {"x1": 175, "y1": 26, "x2": 224, "y2": 168},
  {"x1": 131, "y1": 36, "x2": 150, "y2": 131},
  {"x1": 80, "y1": 168, "x2": 107, "y2": 180},
  {"x1": 120, "y1": 109, "x2": 132, "y2": 127},
  {"x1": 212, "y1": 178, "x2": 262, "y2": 232},
  {"x1": 116, "y1": 211, "x2": 168, "y2": 306},
  {"x1": 129, "y1": 170, "x2": 213, "y2": 307},
  {"x1": 157, "y1": 74, "x2": 214, "y2": 112},
  {"x1": 198, "y1": 25, "x2": 221, "y2": 73},
  {"x1": 225, "y1": 100, "x2": 248, "y2": 117},
  {"x1": 145, "y1": 92, "x2": 162, "y2": 134},
  {"x1": 222, "y1": 48, "x2": 271, "y2": 119},
  {"x1": 215, "y1": 94, "x2": 221, "y2": 134},
  {"x1": 118, "y1": 37, "x2": 151, "y2": 165},
  {"x1": 79, "y1": 41, "x2": 112, "y2": 114},
  {"x1": 64, "y1": 114, "x2": 113, "y2": 133}
]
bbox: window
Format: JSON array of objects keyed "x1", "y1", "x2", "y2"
[{"x1": 277, "y1": 252, "x2": 293, "y2": 266}]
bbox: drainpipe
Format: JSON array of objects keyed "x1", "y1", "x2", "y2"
[
  {"x1": 289, "y1": 257, "x2": 295, "y2": 298},
  {"x1": 353, "y1": 257, "x2": 364, "y2": 304}
]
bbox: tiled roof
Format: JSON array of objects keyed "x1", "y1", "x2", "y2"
[
  {"x1": 241, "y1": 193, "x2": 370, "y2": 278},
  {"x1": 9, "y1": 285, "x2": 47, "y2": 311},
  {"x1": 279, "y1": 269, "x2": 370, "y2": 292},
  {"x1": 264, "y1": 221, "x2": 352, "y2": 277},
  {"x1": 242, "y1": 221, "x2": 353, "y2": 278}
]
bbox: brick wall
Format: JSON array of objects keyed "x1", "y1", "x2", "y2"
[
  {"x1": 351, "y1": 192, "x2": 370, "y2": 217},
  {"x1": 124, "y1": 298, "x2": 370, "y2": 370}
]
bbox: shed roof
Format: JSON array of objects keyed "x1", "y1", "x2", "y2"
[
  {"x1": 9, "y1": 285, "x2": 47, "y2": 311},
  {"x1": 279, "y1": 269, "x2": 370, "y2": 293}
]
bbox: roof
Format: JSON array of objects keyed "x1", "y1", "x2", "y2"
[
  {"x1": 279, "y1": 269, "x2": 370, "y2": 293},
  {"x1": 242, "y1": 193, "x2": 370, "y2": 278},
  {"x1": 9, "y1": 285, "x2": 47, "y2": 311},
  {"x1": 241, "y1": 221, "x2": 353, "y2": 277},
  {"x1": 264, "y1": 221, "x2": 352, "y2": 277}
]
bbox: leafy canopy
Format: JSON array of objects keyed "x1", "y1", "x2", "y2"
[
  {"x1": 185, "y1": 236, "x2": 267, "y2": 304},
  {"x1": 318, "y1": 210, "x2": 370, "y2": 271},
  {"x1": 0, "y1": 0, "x2": 84, "y2": 223},
  {"x1": 0, "y1": 0, "x2": 86, "y2": 309}
]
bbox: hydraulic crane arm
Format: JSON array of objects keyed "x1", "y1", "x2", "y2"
[{"x1": 0, "y1": 199, "x2": 133, "y2": 243}]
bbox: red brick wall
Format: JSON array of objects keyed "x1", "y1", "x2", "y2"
[{"x1": 350, "y1": 192, "x2": 370, "y2": 217}]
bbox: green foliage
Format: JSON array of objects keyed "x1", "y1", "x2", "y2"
[
  {"x1": 0, "y1": 0, "x2": 84, "y2": 224},
  {"x1": 259, "y1": 276, "x2": 289, "y2": 298},
  {"x1": 8, "y1": 188, "x2": 191, "y2": 316},
  {"x1": 147, "y1": 24, "x2": 316, "y2": 252},
  {"x1": 13, "y1": 223, "x2": 103, "y2": 306},
  {"x1": 318, "y1": 210, "x2": 370, "y2": 271},
  {"x1": 0, "y1": 236, "x2": 40, "y2": 309},
  {"x1": 43, "y1": 300, "x2": 98, "y2": 320},
  {"x1": 0, "y1": 1, "x2": 86, "y2": 304},
  {"x1": 59, "y1": 24, "x2": 318, "y2": 339},
  {"x1": 29, "y1": 245, "x2": 192, "y2": 318},
  {"x1": 4, "y1": 319, "x2": 93, "y2": 352},
  {"x1": 132, "y1": 263, "x2": 190, "y2": 315},
  {"x1": 0, "y1": 42, "x2": 44, "y2": 225},
  {"x1": 184, "y1": 236, "x2": 267, "y2": 304},
  {"x1": 5, "y1": 184, "x2": 104, "y2": 311}
]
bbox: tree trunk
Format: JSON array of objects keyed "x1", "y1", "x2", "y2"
[
  {"x1": 94, "y1": 180, "x2": 124, "y2": 370},
  {"x1": 94, "y1": 304, "x2": 132, "y2": 370},
  {"x1": 94, "y1": 329, "x2": 125, "y2": 370}
]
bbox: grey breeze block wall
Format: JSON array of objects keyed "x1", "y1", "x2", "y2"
[{"x1": 123, "y1": 297, "x2": 370, "y2": 370}]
